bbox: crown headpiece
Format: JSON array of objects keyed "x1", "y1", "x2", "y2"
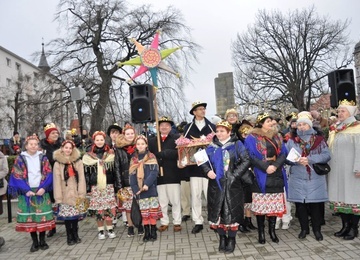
[
  {"x1": 71, "y1": 128, "x2": 77, "y2": 135},
  {"x1": 25, "y1": 134, "x2": 39, "y2": 143},
  {"x1": 256, "y1": 112, "x2": 270, "y2": 124},
  {"x1": 216, "y1": 120, "x2": 232, "y2": 130},
  {"x1": 61, "y1": 140, "x2": 76, "y2": 148},
  {"x1": 297, "y1": 112, "x2": 312, "y2": 121},
  {"x1": 44, "y1": 123, "x2": 56, "y2": 132},
  {"x1": 239, "y1": 125, "x2": 251, "y2": 135},
  {"x1": 122, "y1": 124, "x2": 135, "y2": 134},
  {"x1": 91, "y1": 131, "x2": 106, "y2": 140},
  {"x1": 135, "y1": 134, "x2": 148, "y2": 144},
  {"x1": 339, "y1": 99, "x2": 356, "y2": 106},
  {"x1": 288, "y1": 112, "x2": 298, "y2": 119},
  {"x1": 159, "y1": 116, "x2": 172, "y2": 122}
]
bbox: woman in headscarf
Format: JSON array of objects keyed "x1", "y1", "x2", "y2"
[{"x1": 328, "y1": 99, "x2": 360, "y2": 240}]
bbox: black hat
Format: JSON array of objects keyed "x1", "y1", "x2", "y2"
[
  {"x1": 106, "y1": 123, "x2": 123, "y2": 136},
  {"x1": 158, "y1": 116, "x2": 174, "y2": 126},
  {"x1": 189, "y1": 100, "x2": 207, "y2": 115}
]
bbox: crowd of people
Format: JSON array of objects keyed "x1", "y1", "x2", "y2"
[{"x1": 0, "y1": 98, "x2": 359, "y2": 255}]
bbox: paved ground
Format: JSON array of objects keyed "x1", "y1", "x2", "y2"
[{"x1": 0, "y1": 203, "x2": 359, "y2": 260}]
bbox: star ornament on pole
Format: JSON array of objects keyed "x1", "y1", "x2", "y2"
[{"x1": 117, "y1": 30, "x2": 182, "y2": 87}]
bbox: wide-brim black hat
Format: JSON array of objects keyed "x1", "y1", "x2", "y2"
[
  {"x1": 158, "y1": 116, "x2": 174, "y2": 126},
  {"x1": 189, "y1": 100, "x2": 207, "y2": 115},
  {"x1": 107, "y1": 123, "x2": 123, "y2": 136}
]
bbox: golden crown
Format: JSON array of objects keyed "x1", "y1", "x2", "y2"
[
  {"x1": 216, "y1": 120, "x2": 232, "y2": 130},
  {"x1": 225, "y1": 108, "x2": 238, "y2": 118},
  {"x1": 339, "y1": 99, "x2": 356, "y2": 106},
  {"x1": 71, "y1": 128, "x2": 77, "y2": 135},
  {"x1": 44, "y1": 123, "x2": 56, "y2": 132},
  {"x1": 256, "y1": 112, "x2": 270, "y2": 124},
  {"x1": 159, "y1": 116, "x2": 172, "y2": 122},
  {"x1": 239, "y1": 125, "x2": 252, "y2": 135},
  {"x1": 288, "y1": 112, "x2": 298, "y2": 119}
]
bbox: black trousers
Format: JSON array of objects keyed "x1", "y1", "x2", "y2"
[{"x1": 295, "y1": 202, "x2": 323, "y2": 232}]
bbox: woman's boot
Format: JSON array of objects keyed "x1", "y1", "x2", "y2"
[
  {"x1": 256, "y1": 215, "x2": 266, "y2": 244},
  {"x1": 225, "y1": 236, "x2": 236, "y2": 254},
  {"x1": 72, "y1": 220, "x2": 81, "y2": 243},
  {"x1": 245, "y1": 217, "x2": 257, "y2": 230},
  {"x1": 343, "y1": 215, "x2": 359, "y2": 240},
  {"x1": 65, "y1": 221, "x2": 75, "y2": 246},
  {"x1": 143, "y1": 225, "x2": 150, "y2": 242},
  {"x1": 150, "y1": 225, "x2": 157, "y2": 241},
  {"x1": 39, "y1": 231, "x2": 49, "y2": 250},
  {"x1": 268, "y1": 216, "x2": 279, "y2": 243},
  {"x1": 334, "y1": 213, "x2": 351, "y2": 237},
  {"x1": 30, "y1": 232, "x2": 39, "y2": 252},
  {"x1": 218, "y1": 235, "x2": 227, "y2": 252}
]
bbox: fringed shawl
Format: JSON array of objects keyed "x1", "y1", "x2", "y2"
[
  {"x1": 244, "y1": 129, "x2": 288, "y2": 194},
  {"x1": 8, "y1": 152, "x2": 53, "y2": 210},
  {"x1": 129, "y1": 152, "x2": 158, "y2": 189},
  {"x1": 83, "y1": 152, "x2": 114, "y2": 190}
]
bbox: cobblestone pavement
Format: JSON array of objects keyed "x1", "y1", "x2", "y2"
[{"x1": 0, "y1": 203, "x2": 359, "y2": 260}]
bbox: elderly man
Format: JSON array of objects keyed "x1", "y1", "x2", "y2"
[
  {"x1": 148, "y1": 116, "x2": 182, "y2": 232},
  {"x1": 183, "y1": 101, "x2": 216, "y2": 234}
]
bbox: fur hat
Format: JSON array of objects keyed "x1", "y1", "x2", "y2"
[
  {"x1": 296, "y1": 111, "x2": 313, "y2": 128},
  {"x1": 189, "y1": 100, "x2": 207, "y2": 115},
  {"x1": 43, "y1": 123, "x2": 59, "y2": 139}
]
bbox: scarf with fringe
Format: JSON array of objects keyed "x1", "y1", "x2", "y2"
[
  {"x1": 83, "y1": 152, "x2": 114, "y2": 190},
  {"x1": 129, "y1": 152, "x2": 158, "y2": 189}
]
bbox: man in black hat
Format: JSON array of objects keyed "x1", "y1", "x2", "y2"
[
  {"x1": 183, "y1": 101, "x2": 215, "y2": 234},
  {"x1": 106, "y1": 123, "x2": 123, "y2": 228},
  {"x1": 148, "y1": 116, "x2": 183, "y2": 233},
  {"x1": 107, "y1": 123, "x2": 123, "y2": 150}
]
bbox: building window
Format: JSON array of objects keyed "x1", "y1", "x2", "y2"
[
  {"x1": 25, "y1": 75, "x2": 31, "y2": 82},
  {"x1": 16, "y1": 62, "x2": 21, "y2": 71},
  {"x1": 6, "y1": 58, "x2": 11, "y2": 67},
  {"x1": 6, "y1": 78, "x2": 11, "y2": 87}
]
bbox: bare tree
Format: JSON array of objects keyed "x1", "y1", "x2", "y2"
[
  {"x1": 48, "y1": 0, "x2": 200, "y2": 133},
  {"x1": 232, "y1": 6, "x2": 352, "y2": 112}
]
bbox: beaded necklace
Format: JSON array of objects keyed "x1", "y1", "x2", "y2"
[{"x1": 329, "y1": 121, "x2": 359, "y2": 133}]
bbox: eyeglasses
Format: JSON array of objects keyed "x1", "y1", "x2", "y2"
[
  {"x1": 227, "y1": 114, "x2": 237, "y2": 118},
  {"x1": 195, "y1": 108, "x2": 206, "y2": 111}
]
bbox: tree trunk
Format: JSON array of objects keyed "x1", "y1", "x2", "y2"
[{"x1": 90, "y1": 82, "x2": 110, "y2": 134}]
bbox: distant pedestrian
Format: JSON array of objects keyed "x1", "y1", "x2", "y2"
[
  {"x1": 0, "y1": 151, "x2": 9, "y2": 248},
  {"x1": 8, "y1": 135, "x2": 55, "y2": 252},
  {"x1": 53, "y1": 140, "x2": 87, "y2": 245},
  {"x1": 9, "y1": 131, "x2": 23, "y2": 155},
  {"x1": 129, "y1": 135, "x2": 162, "y2": 242}
]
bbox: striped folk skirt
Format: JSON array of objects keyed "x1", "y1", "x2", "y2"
[
  {"x1": 138, "y1": 197, "x2": 163, "y2": 222},
  {"x1": 15, "y1": 191, "x2": 55, "y2": 233}
]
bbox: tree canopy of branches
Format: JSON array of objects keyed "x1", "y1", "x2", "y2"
[
  {"x1": 232, "y1": 6, "x2": 351, "y2": 113},
  {"x1": 48, "y1": 0, "x2": 199, "y2": 133}
]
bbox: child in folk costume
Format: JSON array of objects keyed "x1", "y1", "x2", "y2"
[
  {"x1": 53, "y1": 140, "x2": 87, "y2": 245},
  {"x1": 129, "y1": 135, "x2": 162, "y2": 242},
  {"x1": 83, "y1": 131, "x2": 121, "y2": 240},
  {"x1": 8, "y1": 135, "x2": 55, "y2": 252}
]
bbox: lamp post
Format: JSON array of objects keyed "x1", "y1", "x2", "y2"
[{"x1": 70, "y1": 87, "x2": 86, "y2": 138}]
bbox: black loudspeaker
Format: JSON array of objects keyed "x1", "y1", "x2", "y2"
[
  {"x1": 130, "y1": 84, "x2": 155, "y2": 123},
  {"x1": 328, "y1": 69, "x2": 356, "y2": 108}
]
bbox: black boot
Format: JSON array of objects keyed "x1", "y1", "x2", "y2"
[
  {"x1": 30, "y1": 232, "x2": 39, "y2": 252},
  {"x1": 143, "y1": 225, "x2": 150, "y2": 242},
  {"x1": 256, "y1": 215, "x2": 266, "y2": 244},
  {"x1": 238, "y1": 224, "x2": 250, "y2": 233},
  {"x1": 39, "y1": 231, "x2": 49, "y2": 250},
  {"x1": 72, "y1": 220, "x2": 81, "y2": 243},
  {"x1": 47, "y1": 227, "x2": 56, "y2": 238},
  {"x1": 268, "y1": 216, "x2": 279, "y2": 243},
  {"x1": 150, "y1": 225, "x2": 157, "y2": 241},
  {"x1": 65, "y1": 221, "x2": 76, "y2": 246},
  {"x1": 334, "y1": 213, "x2": 351, "y2": 237},
  {"x1": 343, "y1": 215, "x2": 359, "y2": 240},
  {"x1": 218, "y1": 235, "x2": 227, "y2": 252},
  {"x1": 245, "y1": 217, "x2": 257, "y2": 230},
  {"x1": 225, "y1": 237, "x2": 236, "y2": 254}
]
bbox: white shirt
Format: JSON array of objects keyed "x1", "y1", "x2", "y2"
[
  {"x1": 21, "y1": 151, "x2": 42, "y2": 188},
  {"x1": 195, "y1": 119, "x2": 205, "y2": 131}
]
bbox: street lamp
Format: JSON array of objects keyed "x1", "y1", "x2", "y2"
[{"x1": 70, "y1": 87, "x2": 86, "y2": 138}]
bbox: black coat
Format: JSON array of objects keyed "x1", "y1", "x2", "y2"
[
  {"x1": 148, "y1": 133, "x2": 181, "y2": 185},
  {"x1": 201, "y1": 136, "x2": 251, "y2": 225},
  {"x1": 183, "y1": 117, "x2": 215, "y2": 178},
  {"x1": 40, "y1": 137, "x2": 64, "y2": 168}
]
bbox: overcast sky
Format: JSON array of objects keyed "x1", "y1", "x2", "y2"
[{"x1": 1, "y1": 0, "x2": 359, "y2": 120}]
